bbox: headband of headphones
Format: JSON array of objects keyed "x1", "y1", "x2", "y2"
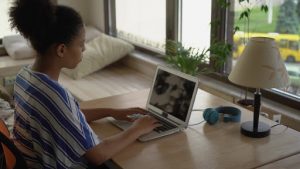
[
  {"x1": 214, "y1": 106, "x2": 241, "y2": 122},
  {"x1": 203, "y1": 106, "x2": 241, "y2": 124}
]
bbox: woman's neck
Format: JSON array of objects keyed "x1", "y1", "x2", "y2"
[{"x1": 32, "y1": 56, "x2": 61, "y2": 81}]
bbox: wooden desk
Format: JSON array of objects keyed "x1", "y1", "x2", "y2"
[
  {"x1": 257, "y1": 154, "x2": 300, "y2": 169},
  {"x1": 80, "y1": 89, "x2": 300, "y2": 169}
]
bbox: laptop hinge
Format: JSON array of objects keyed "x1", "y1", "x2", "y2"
[{"x1": 148, "y1": 109, "x2": 182, "y2": 127}]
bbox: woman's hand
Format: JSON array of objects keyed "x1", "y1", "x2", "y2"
[
  {"x1": 112, "y1": 108, "x2": 160, "y2": 137},
  {"x1": 129, "y1": 115, "x2": 160, "y2": 136},
  {"x1": 112, "y1": 107, "x2": 148, "y2": 122}
]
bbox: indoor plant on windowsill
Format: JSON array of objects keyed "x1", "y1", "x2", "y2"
[
  {"x1": 165, "y1": 40, "x2": 232, "y2": 76},
  {"x1": 165, "y1": 40, "x2": 209, "y2": 76}
]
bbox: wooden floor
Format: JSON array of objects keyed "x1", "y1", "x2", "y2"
[{"x1": 59, "y1": 62, "x2": 153, "y2": 102}]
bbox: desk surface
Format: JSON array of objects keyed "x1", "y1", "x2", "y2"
[
  {"x1": 80, "y1": 89, "x2": 300, "y2": 169},
  {"x1": 257, "y1": 153, "x2": 300, "y2": 169}
]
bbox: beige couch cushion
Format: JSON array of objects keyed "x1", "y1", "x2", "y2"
[
  {"x1": 62, "y1": 32, "x2": 134, "y2": 79},
  {"x1": 85, "y1": 25, "x2": 102, "y2": 42},
  {"x1": 2, "y1": 26, "x2": 100, "y2": 60}
]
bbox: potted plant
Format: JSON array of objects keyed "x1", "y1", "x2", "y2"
[
  {"x1": 165, "y1": 40, "x2": 232, "y2": 76},
  {"x1": 165, "y1": 40, "x2": 209, "y2": 76}
]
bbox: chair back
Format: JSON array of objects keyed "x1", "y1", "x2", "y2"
[{"x1": 0, "y1": 119, "x2": 27, "y2": 169}]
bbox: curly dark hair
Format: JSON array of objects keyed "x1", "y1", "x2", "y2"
[{"x1": 9, "y1": 0, "x2": 84, "y2": 55}]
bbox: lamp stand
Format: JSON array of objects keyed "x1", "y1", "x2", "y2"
[
  {"x1": 237, "y1": 88, "x2": 254, "y2": 106},
  {"x1": 237, "y1": 99, "x2": 254, "y2": 107},
  {"x1": 240, "y1": 89, "x2": 270, "y2": 138}
]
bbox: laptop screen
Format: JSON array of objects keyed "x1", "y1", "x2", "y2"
[{"x1": 148, "y1": 68, "x2": 197, "y2": 122}]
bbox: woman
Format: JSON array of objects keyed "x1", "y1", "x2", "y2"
[{"x1": 9, "y1": 0, "x2": 159, "y2": 168}]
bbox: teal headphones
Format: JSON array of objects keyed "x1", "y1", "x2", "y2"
[{"x1": 203, "y1": 106, "x2": 241, "y2": 125}]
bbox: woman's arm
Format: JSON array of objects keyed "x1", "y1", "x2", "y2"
[
  {"x1": 84, "y1": 115, "x2": 159, "y2": 166},
  {"x1": 82, "y1": 107, "x2": 148, "y2": 123}
]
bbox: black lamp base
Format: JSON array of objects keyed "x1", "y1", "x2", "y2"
[
  {"x1": 241, "y1": 121, "x2": 270, "y2": 138},
  {"x1": 237, "y1": 99, "x2": 254, "y2": 107}
]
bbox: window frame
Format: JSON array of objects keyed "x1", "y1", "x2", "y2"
[
  {"x1": 104, "y1": 0, "x2": 117, "y2": 36},
  {"x1": 105, "y1": 0, "x2": 300, "y2": 110}
]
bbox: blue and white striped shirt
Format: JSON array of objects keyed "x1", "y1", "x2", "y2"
[{"x1": 13, "y1": 66, "x2": 100, "y2": 169}]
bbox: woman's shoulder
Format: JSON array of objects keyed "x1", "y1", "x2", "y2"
[{"x1": 16, "y1": 66, "x2": 72, "y2": 102}]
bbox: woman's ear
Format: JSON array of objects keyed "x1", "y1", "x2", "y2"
[{"x1": 56, "y1": 43, "x2": 66, "y2": 58}]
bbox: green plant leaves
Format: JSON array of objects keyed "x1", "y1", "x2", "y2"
[
  {"x1": 260, "y1": 5, "x2": 268, "y2": 13},
  {"x1": 165, "y1": 40, "x2": 232, "y2": 76},
  {"x1": 209, "y1": 42, "x2": 232, "y2": 70},
  {"x1": 165, "y1": 40, "x2": 209, "y2": 76}
]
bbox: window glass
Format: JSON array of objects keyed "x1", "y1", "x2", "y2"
[
  {"x1": 115, "y1": 0, "x2": 166, "y2": 51},
  {"x1": 232, "y1": 0, "x2": 300, "y2": 98},
  {"x1": 181, "y1": 0, "x2": 211, "y2": 50},
  {"x1": 0, "y1": 0, "x2": 16, "y2": 38}
]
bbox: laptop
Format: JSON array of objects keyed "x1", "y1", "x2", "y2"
[{"x1": 110, "y1": 65, "x2": 199, "y2": 141}]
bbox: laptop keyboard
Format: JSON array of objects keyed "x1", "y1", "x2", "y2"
[
  {"x1": 153, "y1": 118, "x2": 177, "y2": 133},
  {"x1": 127, "y1": 112, "x2": 178, "y2": 133}
]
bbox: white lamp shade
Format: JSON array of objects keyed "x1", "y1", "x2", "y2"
[{"x1": 229, "y1": 37, "x2": 290, "y2": 88}]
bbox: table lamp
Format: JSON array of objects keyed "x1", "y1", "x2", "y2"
[{"x1": 229, "y1": 37, "x2": 290, "y2": 138}]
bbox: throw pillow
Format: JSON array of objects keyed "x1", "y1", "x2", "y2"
[
  {"x1": 62, "y1": 32, "x2": 134, "y2": 79},
  {"x1": 85, "y1": 25, "x2": 102, "y2": 42},
  {"x1": 3, "y1": 35, "x2": 36, "y2": 60}
]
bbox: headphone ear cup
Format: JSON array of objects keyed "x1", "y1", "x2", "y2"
[
  {"x1": 203, "y1": 108, "x2": 219, "y2": 125},
  {"x1": 203, "y1": 108, "x2": 212, "y2": 120}
]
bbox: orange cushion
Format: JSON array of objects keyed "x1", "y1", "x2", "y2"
[{"x1": 0, "y1": 120, "x2": 16, "y2": 169}]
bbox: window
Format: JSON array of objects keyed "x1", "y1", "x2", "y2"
[
  {"x1": 232, "y1": 0, "x2": 300, "y2": 100},
  {"x1": 107, "y1": 0, "x2": 300, "y2": 109},
  {"x1": 181, "y1": 0, "x2": 211, "y2": 50},
  {"x1": 0, "y1": 0, "x2": 16, "y2": 38},
  {"x1": 115, "y1": 0, "x2": 166, "y2": 52},
  {"x1": 113, "y1": 0, "x2": 212, "y2": 52}
]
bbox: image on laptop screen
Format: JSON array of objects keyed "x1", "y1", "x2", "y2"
[{"x1": 149, "y1": 69, "x2": 196, "y2": 121}]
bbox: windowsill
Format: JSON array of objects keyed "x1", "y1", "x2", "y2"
[
  {"x1": 127, "y1": 50, "x2": 300, "y2": 131},
  {"x1": 120, "y1": 50, "x2": 165, "y2": 78}
]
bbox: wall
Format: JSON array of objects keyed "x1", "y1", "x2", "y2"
[
  {"x1": 57, "y1": 0, "x2": 105, "y2": 32},
  {"x1": 87, "y1": 0, "x2": 105, "y2": 32},
  {"x1": 57, "y1": 0, "x2": 89, "y2": 22}
]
